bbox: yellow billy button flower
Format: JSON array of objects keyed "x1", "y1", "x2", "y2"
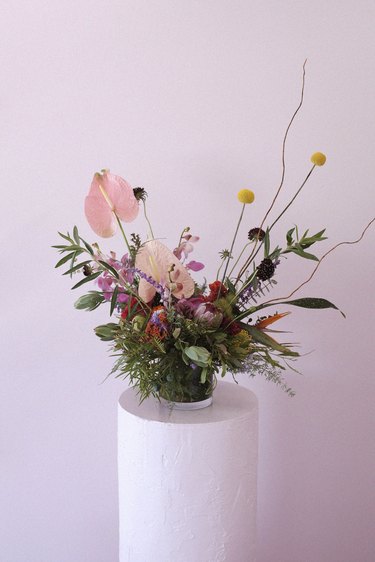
[
  {"x1": 237, "y1": 189, "x2": 255, "y2": 204},
  {"x1": 310, "y1": 152, "x2": 326, "y2": 166}
]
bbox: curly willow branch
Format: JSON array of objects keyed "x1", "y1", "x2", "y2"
[{"x1": 236, "y1": 59, "x2": 307, "y2": 283}]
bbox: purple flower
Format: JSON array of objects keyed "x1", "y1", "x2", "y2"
[
  {"x1": 175, "y1": 296, "x2": 206, "y2": 318},
  {"x1": 194, "y1": 302, "x2": 223, "y2": 328},
  {"x1": 186, "y1": 260, "x2": 205, "y2": 272},
  {"x1": 174, "y1": 233, "x2": 200, "y2": 260}
]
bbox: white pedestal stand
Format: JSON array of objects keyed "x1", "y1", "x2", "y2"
[{"x1": 118, "y1": 381, "x2": 258, "y2": 562}]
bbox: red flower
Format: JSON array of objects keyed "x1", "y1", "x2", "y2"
[
  {"x1": 121, "y1": 297, "x2": 141, "y2": 321},
  {"x1": 221, "y1": 318, "x2": 242, "y2": 335},
  {"x1": 205, "y1": 281, "x2": 228, "y2": 302}
]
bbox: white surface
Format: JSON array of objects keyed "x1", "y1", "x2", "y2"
[{"x1": 118, "y1": 381, "x2": 258, "y2": 562}]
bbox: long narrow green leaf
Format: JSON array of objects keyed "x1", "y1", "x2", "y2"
[
  {"x1": 288, "y1": 247, "x2": 319, "y2": 261},
  {"x1": 58, "y1": 231, "x2": 73, "y2": 242},
  {"x1": 61, "y1": 244, "x2": 85, "y2": 252},
  {"x1": 80, "y1": 237, "x2": 94, "y2": 255},
  {"x1": 276, "y1": 297, "x2": 345, "y2": 317},
  {"x1": 110, "y1": 286, "x2": 119, "y2": 316},
  {"x1": 63, "y1": 260, "x2": 92, "y2": 275},
  {"x1": 247, "y1": 297, "x2": 345, "y2": 318},
  {"x1": 98, "y1": 260, "x2": 120, "y2": 279},
  {"x1": 71, "y1": 271, "x2": 101, "y2": 290},
  {"x1": 55, "y1": 252, "x2": 76, "y2": 268},
  {"x1": 68, "y1": 251, "x2": 77, "y2": 278},
  {"x1": 244, "y1": 325, "x2": 299, "y2": 356},
  {"x1": 73, "y1": 226, "x2": 80, "y2": 245},
  {"x1": 264, "y1": 228, "x2": 270, "y2": 257}
]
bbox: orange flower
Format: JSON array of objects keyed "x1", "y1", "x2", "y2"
[{"x1": 255, "y1": 311, "x2": 290, "y2": 330}]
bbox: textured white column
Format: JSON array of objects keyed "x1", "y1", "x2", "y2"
[{"x1": 118, "y1": 381, "x2": 258, "y2": 562}]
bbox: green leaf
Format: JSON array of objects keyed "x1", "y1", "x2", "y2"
[
  {"x1": 244, "y1": 325, "x2": 299, "y2": 356},
  {"x1": 288, "y1": 247, "x2": 319, "y2": 261},
  {"x1": 58, "y1": 231, "x2": 73, "y2": 242},
  {"x1": 264, "y1": 228, "x2": 270, "y2": 257},
  {"x1": 225, "y1": 277, "x2": 236, "y2": 294},
  {"x1": 94, "y1": 323, "x2": 120, "y2": 341},
  {"x1": 74, "y1": 291, "x2": 106, "y2": 311},
  {"x1": 200, "y1": 367, "x2": 208, "y2": 384},
  {"x1": 55, "y1": 252, "x2": 76, "y2": 268},
  {"x1": 300, "y1": 228, "x2": 327, "y2": 248},
  {"x1": 60, "y1": 244, "x2": 84, "y2": 252},
  {"x1": 73, "y1": 225, "x2": 80, "y2": 245},
  {"x1": 184, "y1": 346, "x2": 211, "y2": 367},
  {"x1": 276, "y1": 297, "x2": 345, "y2": 317},
  {"x1": 286, "y1": 227, "x2": 295, "y2": 246},
  {"x1": 98, "y1": 260, "x2": 120, "y2": 279},
  {"x1": 110, "y1": 286, "x2": 119, "y2": 316},
  {"x1": 63, "y1": 260, "x2": 92, "y2": 275},
  {"x1": 80, "y1": 237, "x2": 94, "y2": 255},
  {"x1": 71, "y1": 271, "x2": 101, "y2": 290}
]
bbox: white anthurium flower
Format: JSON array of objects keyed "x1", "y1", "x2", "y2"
[{"x1": 135, "y1": 239, "x2": 195, "y2": 302}]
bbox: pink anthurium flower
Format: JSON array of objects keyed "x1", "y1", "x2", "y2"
[
  {"x1": 84, "y1": 170, "x2": 139, "y2": 237},
  {"x1": 135, "y1": 239, "x2": 195, "y2": 302}
]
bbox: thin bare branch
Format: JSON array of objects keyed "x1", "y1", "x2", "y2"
[{"x1": 236, "y1": 59, "x2": 307, "y2": 282}]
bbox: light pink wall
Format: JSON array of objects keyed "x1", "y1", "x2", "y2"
[{"x1": 1, "y1": 1, "x2": 374, "y2": 561}]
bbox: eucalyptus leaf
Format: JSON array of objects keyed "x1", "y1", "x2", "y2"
[{"x1": 184, "y1": 346, "x2": 211, "y2": 367}]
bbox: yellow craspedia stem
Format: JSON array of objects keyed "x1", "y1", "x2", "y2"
[
  {"x1": 310, "y1": 152, "x2": 326, "y2": 166},
  {"x1": 237, "y1": 189, "x2": 255, "y2": 204}
]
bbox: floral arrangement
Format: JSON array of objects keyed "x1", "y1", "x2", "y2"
[{"x1": 53, "y1": 67, "x2": 373, "y2": 403}]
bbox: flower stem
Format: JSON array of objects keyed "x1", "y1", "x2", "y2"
[
  {"x1": 228, "y1": 242, "x2": 251, "y2": 278},
  {"x1": 235, "y1": 164, "x2": 315, "y2": 282},
  {"x1": 221, "y1": 203, "x2": 246, "y2": 284},
  {"x1": 143, "y1": 200, "x2": 155, "y2": 239},
  {"x1": 235, "y1": 60, "x2": 307, "y2": 285},
  {"x1": 114, "y1": 213, "x2": 132, "y2": 254}
]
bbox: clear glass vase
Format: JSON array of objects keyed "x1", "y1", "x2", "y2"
[{"x1": 158, "y1": 365, "x2": 214, "y2": 410}]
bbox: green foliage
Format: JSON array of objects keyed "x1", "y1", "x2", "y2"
[
  {"x1": 94, "y1": 323, "x2": 121, "y2": 341},
  {"x1": 74, "y1": 291, "x2": 106, "y2": 311},
  {"x1": 283, "y1": 226, "x2": 327, "y2": 261}
]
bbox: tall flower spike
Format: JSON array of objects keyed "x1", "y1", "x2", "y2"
[{"x1": 84, "y1": 170, "x2": 139, "y2": 237}]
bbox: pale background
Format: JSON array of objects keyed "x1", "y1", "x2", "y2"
[{"x1": 1, "y1": 1, "x2": 374, "y2": 561}]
